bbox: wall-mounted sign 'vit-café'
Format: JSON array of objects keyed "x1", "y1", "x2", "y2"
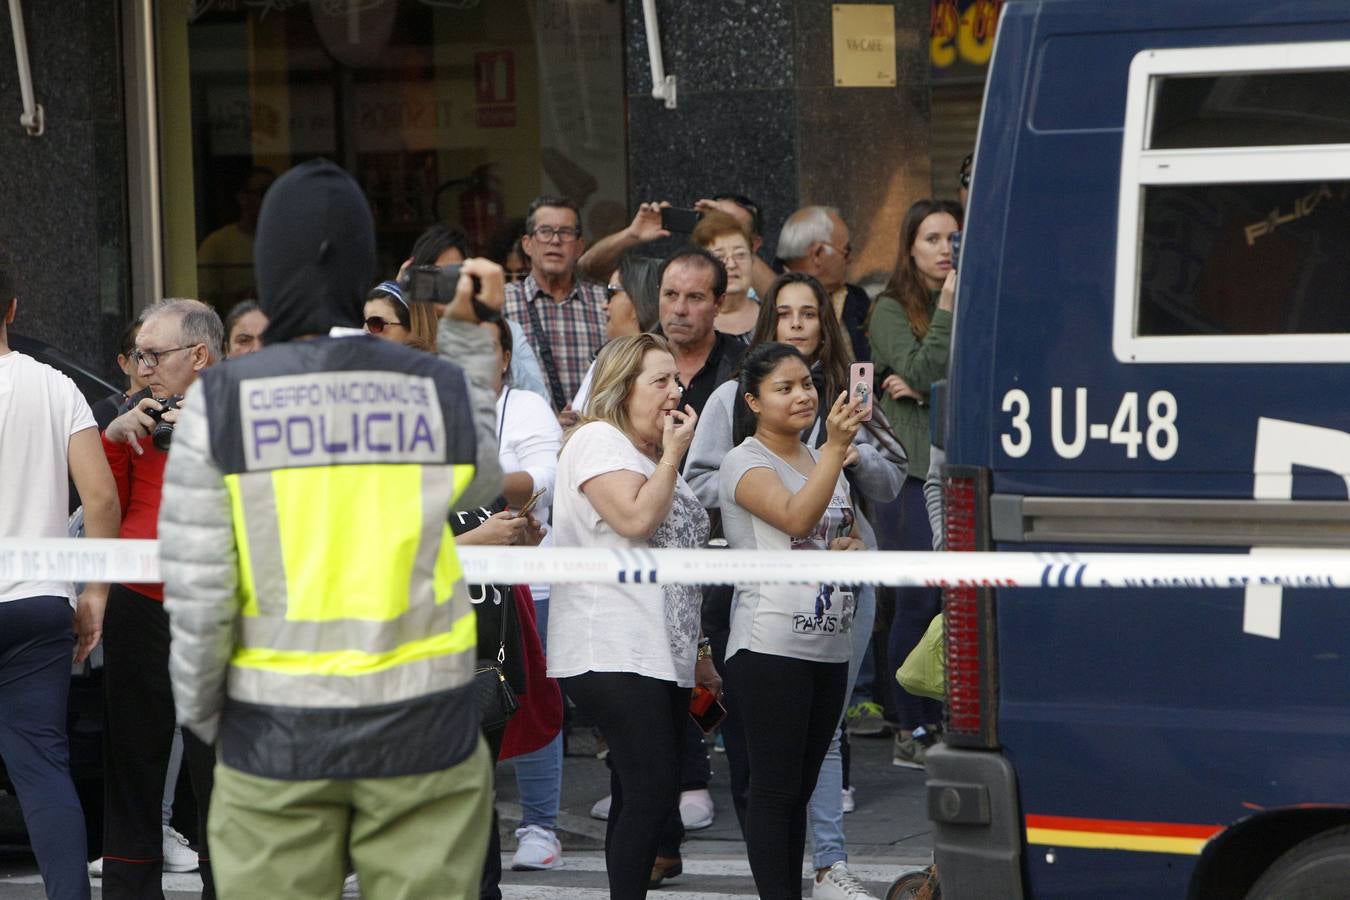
[{"x1": 832, "y1": 4, "x2": 897, "y2": 88}]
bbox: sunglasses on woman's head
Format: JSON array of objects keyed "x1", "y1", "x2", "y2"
[{"x1": 365, "y1": 316, "x2": 401, "y2": 334}]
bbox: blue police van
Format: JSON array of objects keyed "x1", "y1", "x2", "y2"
[{"x1": 927, "y1": 1, "x2": 1350, "y2": 897}]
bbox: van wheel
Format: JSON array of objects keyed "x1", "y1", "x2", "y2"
[
  {"x1": 1244, "y1": 825, "x2": 1350, "y2": 899},
  {"x1": 886, "y1": 866, "x2": 940, "y2": 900}
]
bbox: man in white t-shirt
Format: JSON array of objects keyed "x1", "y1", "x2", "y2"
[{"x1": 0, "y1": 258, "x2": 120, "y2": 900}]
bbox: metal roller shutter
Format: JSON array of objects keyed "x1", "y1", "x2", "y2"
[{"x1": 931, "y1": 83, "x2": 984, "y2": 203}]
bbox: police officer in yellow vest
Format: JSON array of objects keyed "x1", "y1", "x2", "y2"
[{"x1": 158, "y1": 159, "x2": 504, "y2": 900}]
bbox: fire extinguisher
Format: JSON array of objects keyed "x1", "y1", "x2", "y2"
[{"x1": 457, "y1": 165, "x2": 504, "y2": 255}]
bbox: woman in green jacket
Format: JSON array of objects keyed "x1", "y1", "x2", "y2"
[{"x1": 867, "y1": 198, "x2": 962, "y2": 769}]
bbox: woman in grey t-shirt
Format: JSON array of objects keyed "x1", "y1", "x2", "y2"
[{"x1": 717, "y1": 342, "x2": 868, "y2": 899}]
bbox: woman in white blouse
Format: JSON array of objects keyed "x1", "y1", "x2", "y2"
[{"x1": 548, "y1": 334, "x2": 718, "y2": 899}]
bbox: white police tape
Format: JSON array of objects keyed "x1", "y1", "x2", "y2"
[{"x1": 0, "y1": 538, "x2": 1345, "y2": 590}]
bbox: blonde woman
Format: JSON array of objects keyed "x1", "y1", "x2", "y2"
[{"x1": 548, "y1": 334, "x2": 718, "y2": 899}]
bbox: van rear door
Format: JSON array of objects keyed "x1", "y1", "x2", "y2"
[{"x1": 931, "y1": 3, "x2": 1350, "y2": 899}]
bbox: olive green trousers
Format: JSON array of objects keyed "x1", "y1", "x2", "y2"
[{"x1": 207, "y1": 739, "x2": 492, "y2": 900}]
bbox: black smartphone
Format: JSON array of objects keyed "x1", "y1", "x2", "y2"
[
  {"x1": 661, "y1": 206, "x2": 703, "y2": 234},
  {"x1": 689, "y1": 685, "x2": 727, "y2": 734},
  {"x1": 950, "y1": 230, "x2": 962, "y2": 271}
]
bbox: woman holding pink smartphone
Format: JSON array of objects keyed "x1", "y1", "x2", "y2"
[{"x1": 718, "y1": 341, "x2": 869, "y2": 899}]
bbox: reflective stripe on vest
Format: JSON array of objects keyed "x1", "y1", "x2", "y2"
[{"x1": 223, "y1": 461, "x2": 477, "y2": 708}]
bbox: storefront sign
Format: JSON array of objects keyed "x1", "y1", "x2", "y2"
[
  {"x1": 931, "y1": 0, "x2": 1001, "y2": 82},
  {"x1": 832, "y1": 4, "x2": 897, "y2": 88}
]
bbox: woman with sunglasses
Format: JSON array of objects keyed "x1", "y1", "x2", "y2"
[
  {"x1": 362, "y1": 281, "x2": 404, "y2": 338},
  {"x1": 684, "y1": 272, "x2": 905, "y2": 899},
  {"x1": 602, "y1": 256, "x2": 661, "y2": 341},
  {"x1": 718, "y1": 341, "x2": 869, "y2": 900},
  {"x1": 567, "y1": 255, "x2": 662, "y2": 411}
]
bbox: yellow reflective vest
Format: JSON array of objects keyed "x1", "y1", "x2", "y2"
[{"x1": 161, "y1": 326, "x2": 503, "y2": 779}]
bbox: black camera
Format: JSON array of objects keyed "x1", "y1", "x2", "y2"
[
  {"x1": 398, "y1": 264, "x2": 489, "y2": 318},
  {"x1": 145, "y1": 396, "x2": 183, "y2": 451}
]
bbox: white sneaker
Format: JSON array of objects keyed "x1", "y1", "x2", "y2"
[
  {"x1": 87, "y1": 857, "x2": 103, "y2": 877},
  {"x1": 162, "y1": 826, "x2": 199, "y2": 873},
  {"x1": 342, "y1": 872, "x2": 360, "y2": 896},
  {"x1": 679, "y1": 788, "x2": 715, "y2": 830},
  {"x1": 511, "y1": 825, "x2": 563, "y2": 871},
  {"x1": 590, "y1": 794, "x2": 611, "y2": 820},
  {"x1": 813, "y1": 861, "x2": 881, "y2": 900},
  {"x1": 841, "y1": 786, "x2": 856, "y2": 814}
]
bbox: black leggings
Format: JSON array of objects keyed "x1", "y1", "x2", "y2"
[
  {"x1": 563, "y1": 671, "x2": 687, "y2": 900},
  {"x1": 726, "y1": 650, "x2": 848, "y2": 900}
]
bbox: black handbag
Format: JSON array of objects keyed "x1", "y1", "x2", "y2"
[{"x1": 474, "y1": 592, "x2": 519, "y2": 732}]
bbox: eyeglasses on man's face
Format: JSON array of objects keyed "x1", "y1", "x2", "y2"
[
  {"x1": 821, "y1": 241, "x2": 852, "y2": 261},
  {"x1": 530, "y1": 226, "x2": 582, "y2": 243},
  {"x1": 132, "y1": 345, "x2": 198, "y2": 369}
]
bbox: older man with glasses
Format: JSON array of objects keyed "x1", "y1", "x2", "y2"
[
  {"x1": 100, "y1": 298, "x2": 224, "y2": 900},
  {"x1": 777, "y1": 206, "x2": 871, "y2": 364},
  {"x1": 504, "y1": 195, "x2": 608, "y2": 425}
]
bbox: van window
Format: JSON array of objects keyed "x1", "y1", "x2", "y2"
[
  {"x1": 1138, "y1": 180, "x2": 1350, "y2": 336},
  {"x1": 1113, "y1": 41, "x2": 1350, "y2": 363},
  {"x1": 1150, "y1": 72, "x2": 1350, "y2": 149}
]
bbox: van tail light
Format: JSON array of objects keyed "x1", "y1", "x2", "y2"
[{"x1": 941, "y1": 465, "x2": 998, "y2": 748}]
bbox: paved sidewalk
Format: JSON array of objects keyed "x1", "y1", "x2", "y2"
[
  {"x1": 497, "y1": 727, "x2": 935, "y2": 864},
  {"x1": 0, "y1": 727, "x2": 934, "y2": 898}
]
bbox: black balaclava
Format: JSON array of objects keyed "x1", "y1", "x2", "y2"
[{"x1": 254, "y1": 159, "x2": 376, "y2": 344}]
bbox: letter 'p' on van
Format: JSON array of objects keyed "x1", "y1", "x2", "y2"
[{"x1": 929, "y1": 2, "x2": 1350, "y2": 898}]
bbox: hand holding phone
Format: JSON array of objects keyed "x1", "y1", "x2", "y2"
[
  {"x1": 661, "y1": 206, "x2": 703, "y2": 234},
  {"x1": 849, "y1": 362, "x2": 874, "y2": 422},
  {"x1": 515, "y1": 487, "x2": 547, "y2": 519},
  {"x1": 689, "y1": 685, "x2": 727, "y2": 734}
]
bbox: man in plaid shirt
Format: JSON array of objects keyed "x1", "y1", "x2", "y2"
[{"x1": 504, "y1": 195, "x2": 608, "y2": 420}]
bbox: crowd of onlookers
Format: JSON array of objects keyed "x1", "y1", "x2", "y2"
[{"x1": 0, "y1": 155, "x2": 967, "y2": 900}]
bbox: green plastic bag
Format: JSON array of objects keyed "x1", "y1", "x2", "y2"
[{"x1": 896, "y1": 613, "x2": 946, "y2": 700}]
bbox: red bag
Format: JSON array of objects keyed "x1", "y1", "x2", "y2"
[{"x1": 500, "y1": 585, "x2": 563, "y2": 760}]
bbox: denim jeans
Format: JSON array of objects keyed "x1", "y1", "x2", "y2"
[
  {"x1": 807, "y1": 583, "x2": 876, "y2": 870},
  {"x1": 162, "y1": 727, "x2": 183, "y2": 828},
  {"x1": 0, "y1": 596, "x2": 90, "y2": 900},
  {"x1": 513, "y1": 593, "x2": 562, "y2": 830},
  {"x1": 849, "y1": 639, "x2": 876, "y2": 706}
]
